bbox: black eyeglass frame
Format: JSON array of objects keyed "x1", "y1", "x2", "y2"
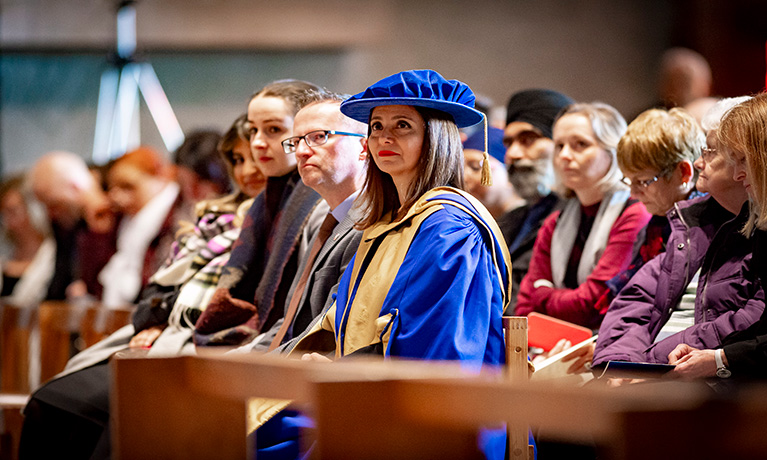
[{"x1": 281, "y1": 130, "x2": 365, "y2": 154}]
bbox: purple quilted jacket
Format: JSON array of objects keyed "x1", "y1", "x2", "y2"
[{"x1": 593, "y1": 195, "x2": 765, "y2": 365}]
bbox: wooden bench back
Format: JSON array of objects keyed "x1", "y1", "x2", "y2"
[
  {"x1": 110, "y1": 351, "x2": 487, "y2": 460},
  {"x1": 38, "y1": 301, "x2": 134, "y2": 383},
  {"x1": 311, "y1": 374, "x2": 729, "y2": 460},
  {"x1": 110, "y1": 317, "x2": 532, "y2": 459},
  {"x1": 109, "y1": 348, "x2": 767, "y2": 460},
  {"x1": 503, "y1": 316, "x2": 531, "y2": 460},
  {"x1": 0, "y1": 305, "x2": 32, "y2": 393},
  {"x1": 1, "y1": 301, "x2": 134, "y2": 392}
]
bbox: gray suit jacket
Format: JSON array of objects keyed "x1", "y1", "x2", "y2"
[{"x1": 248, "y1": 200, "x2": 364, "y2": 352}]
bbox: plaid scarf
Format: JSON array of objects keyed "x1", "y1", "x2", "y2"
[{"x1": 149, "y1": 211, "x2": 241, "y2": 329}]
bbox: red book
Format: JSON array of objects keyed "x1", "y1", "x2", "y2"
[{"x1": 527, "y1": 312, "x2": 592, "y2": 352}]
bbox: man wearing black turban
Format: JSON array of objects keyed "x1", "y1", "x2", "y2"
[{"x1": 498, "y1": 88, "x2": 573, "y2": 313}]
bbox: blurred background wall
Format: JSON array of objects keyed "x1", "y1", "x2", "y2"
[{"x1": 2, "y1": 0, "x2": 765, "y2": 174}]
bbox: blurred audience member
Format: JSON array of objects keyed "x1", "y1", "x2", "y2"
[
  {"x1": 658, "y1": 47, "x2": 712, "y2": 109},
  {"x1": 19, "y1": 115, "x2": 264, "y2": 460},
  {"x1": 0, "y1": 174, "x2": 56, "y2": 390},
  {"x1": 0, "y1": 175, "x2": 55, "y2": 309},
  {"x1": 463, "y1": 127, "x2": 523, "y2": 221},
  {"x1": 100, "y1": 147, "x2": 181, "y2": 307},
  {"x1": 173, "y1": 130, "x2": 231, "y2": 222},
  {"x1": 502, "y1": 89, "x2": 572, "y2": 312},
  {"x1": 217, "y1": 116, "x2": 267, "y2": 201},
  {"x1": 515, "y1": 102, "x2": 650, "y2": 328},
  {"x1": 29, "y1": 151, "x2": 116, "y2": 300}
]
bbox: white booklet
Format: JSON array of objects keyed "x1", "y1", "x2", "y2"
[{"x1": 531, "y1": 335, "x2": 598, "y2": 385}]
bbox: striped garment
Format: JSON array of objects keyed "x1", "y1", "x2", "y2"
[
  {"x1": 152, "y1": 210, "x2": 242, "y2": 330},
  {"x1": 653, "y1": 267, "x2": 699, "y2": 343}
]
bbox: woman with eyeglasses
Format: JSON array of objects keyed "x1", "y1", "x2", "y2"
[
  {"x1": 594, "y1": 97, "x2": 760, "y2": 368},
  {"x1": 514, "y1": 102, "x2": 651, "y2": 329},
  {"x1": 590, "y1": 109, "x2": 706, "y2": 317},
  {"x1": 193, "y1": 80, "x2": 325, "y2": 346},
  {"x1": 668, "y1": 92, "x2": 767, "y2": 380}
]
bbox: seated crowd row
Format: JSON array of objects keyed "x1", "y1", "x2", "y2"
[{"x1": 4, "y1": 69, "x2": 767, "y2": 459}]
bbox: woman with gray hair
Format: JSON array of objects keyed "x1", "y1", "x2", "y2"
[
  {"x1": 593, "y1": 97, "x2": 756, "y2": 368},
  {"x1": 669, "y1": 93, "x2": 767, "y2": 379},
  {"x1": 515, "y1": 102, "x2": 651, "y2": 328}
]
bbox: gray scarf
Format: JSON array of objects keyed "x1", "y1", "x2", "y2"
[{"x1": 550, "y1": 186, "x2": 631, "y2": 288}]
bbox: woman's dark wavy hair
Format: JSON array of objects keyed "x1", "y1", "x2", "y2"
[
  {"x1": 357, "y1": 107, "x2": 464, "y2": 229},
  {"x1": 218, "y1": 114, "x2": 250, "y2": 170},
  {"x1": 174, "y1": 130, "x2": 230, "y2": 194}
]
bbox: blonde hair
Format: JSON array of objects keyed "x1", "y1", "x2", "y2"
[
  {"x1": 554, "y1": 102, "x2": 627, "y2": 198},
  {"x1": 717, "y1": 92, "x2": 767, "y2": 233},
  {"x1": 617, "y1": 108, "x2": 703, "y2": 181}
]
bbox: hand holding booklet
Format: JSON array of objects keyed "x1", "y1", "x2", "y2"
[
  {"x1": 531, "y1": 335, "x2": 598, "y2": 384},
  {"x1": 527, "y1": 310, "x2": 676, "y2": 383}
]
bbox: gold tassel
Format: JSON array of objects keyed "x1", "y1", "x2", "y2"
[{"x1": 480, "y1": 114, "x2": 493, "y2": 186}]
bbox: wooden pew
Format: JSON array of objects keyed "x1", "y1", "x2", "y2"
[
  {"x1": 0, "y1": 394, "x2": 28, "y2": 460},
  {"x1": 0, "y1": 304, "x2": 33, "y2": 460},
  {"x1": 696, "y1": 383, "x2": 767, "y2": 460},
  {"x1": 312, "y1": 375, "x2": 757, "y2": 460},
  {"x1": 0, "y1": 302, "x2": 132, "y2": 460},
  {"x1": 2, "y1": 301, "x2": 134, "y2": 395},
  {"x1": 79, "y1": 306, "x2": 134, "y2": 349},
  {"x1": 110, "y1": 351, "x2": 490, "y2": 460},
  {"x1": 504, "y1": 316, "x2": 532, "y2": 460},
  {"x1": 38, "y1": 301, "x2": 133, "y2": 383},
  {"x1": 111, "y1": 348, "x2": 767, "y2": 460},
  {"x1": 111, "y1": 317, "x2": 533, "y2": 460},
  {"x1": 0, "y1": 304, "x2": 33, "y2": 394}
]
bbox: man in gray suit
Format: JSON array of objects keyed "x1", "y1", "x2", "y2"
[{"x1": 246, "y1": 91, "x2": 368, "y2": 351}]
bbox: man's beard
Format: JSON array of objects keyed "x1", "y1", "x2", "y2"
[{"x1": 507, "y1": 159, "x2": 554, "y2": 202}]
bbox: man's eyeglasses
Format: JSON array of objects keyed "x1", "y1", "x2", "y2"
[
  {"x1": 281, "y1": 130, "x2": 365, "y2": 154},
  {"x1": 620, "y1": 175, "x2": 660, "y2": 189},
  {"x1": 701, "y1": 147, "x2": 717, "y2": 162}
]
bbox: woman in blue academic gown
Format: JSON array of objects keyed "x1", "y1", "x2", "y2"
[{"x1": 260, "y1": 69, "x2": 520, "y2": 460}]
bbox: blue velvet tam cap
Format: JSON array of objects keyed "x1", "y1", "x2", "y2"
[
  {"x1": 340, "y1": 69, "x2": 485, "y2": 129},
  {"x1": 464, "y1": 126, "x2": 505, "y2": 164}
]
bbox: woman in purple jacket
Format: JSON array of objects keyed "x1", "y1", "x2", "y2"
[
  {"x1": 593, "y1": 97, "x2": 763, "y2": 367},
  {"x1": 670, "y1": 92, "x2": 767, "y2": 380}
]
